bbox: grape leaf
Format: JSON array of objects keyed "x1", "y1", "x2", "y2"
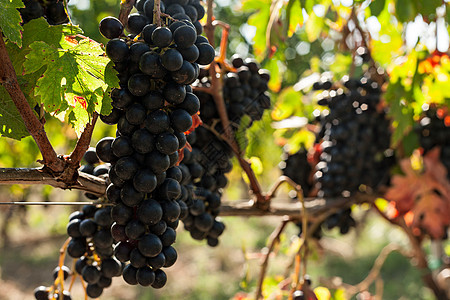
[
  {"x1": 305, "y1": 11, "x2": 324, "y2": 42},
  {"x1": 385, "y1": 148, "x2": 450, "y2": 239},
  {"x1": 23, "y1": 38, "x2": 118, "y2": 135},
  {"x1": 0, "y1": 0, "x2": 24, "y2": 46},
  {"x1": 271, "y1": 87, "x2": 301, "y2": 121},
  {"x1": 395, "y1": 0, "x2": 417, "y2": 23},
  {"x1": 369, "y1": 0, "x2": 385, "y2": 16},
  {"x1": 285, "y1": 0, "x2": 303, "y2": 38},
  {"x1": 0, "y1": 85, "x2": 29, "y2": 139}
]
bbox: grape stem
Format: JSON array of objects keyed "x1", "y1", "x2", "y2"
[
  {"x1": 118, "y1": 0, "x2": 136, "y2": 29},
  {"x1": 0, "y1": 32, "x2": 65, "y2": 174},
  {"x1": 153, "y1": 0, "x2": 162, "y2": 27},
  {"x1": 55, "y1": 237, "x2": 71, "y2": 296},
  {"x1": 349, "y1": 7, "x2": 387, "y2": 85},
  {"x1": 255, "y1": 217, "x2": 291, "y2": 300},
  {"x1": 204, "y1": 0, "x2": 266, "y2": 207}
]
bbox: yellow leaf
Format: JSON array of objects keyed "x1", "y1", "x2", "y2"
[{"x1": 314, "y1": 286, "x2": 331, "y2": 300}]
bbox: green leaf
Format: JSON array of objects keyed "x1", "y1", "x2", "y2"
[
  {"x1": 271, "y1": 87, "x2": 301, "y2": 120},
  {"x1": 245, "y1": 0, "x2": 271, "y2": 56},
  {"x1": 23, "y1": 37, "x2": 116, "y2": 134},
  {"x1": 369, "y1": 0, "x2": 386, "y2": 16},
  {"x1": 0, "y1": 0, "x2": 24, "y2": 46},
  {"x1": 248, "y1": 156, "x2": 263, "y2": 174},
  {"x1": 305, "y1": 11, "x2": 324, "y2": 42},
  {"x1": 371, "y1": 8, "x2": 403, "y2": 67},
  {"x1": 0, "y1": 85, "x2": 29, "y2": 140},
  {"x1": 236, "y1": 114, "x2": 252, "y2": 151},
  {"x1": 413, "y1": 0, "x2": 441, "y2": 20},
  {"x1": 329, "y1": 53, "x2": 352, "y2": 79},
  {"x1": 387, "y1": 82, "x2": 415, "y2": 148},
  {"x1": 286, "y1": 128, "x2": 315, "y2": 153},
  {"x1": 6, "y1": 18, "x2": 83, "y2": 74},
  {"x1": 285, "y1": 0, "x2": 303, "y2": 37},
  {"x1": 265, "y1": 57, "x2": 281, "y2": 91},
  {"x1": 402, "y1": 130, "x2": 419, "y2": 157},
  {"x1": 395, "y1": 0, "x2": 417, "y2": 23}
]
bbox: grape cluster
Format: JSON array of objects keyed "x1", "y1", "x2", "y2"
[
  {"x1": 416, "y1": 106, "x2": 450, "y2": 178},
  {"x1": 33, "y1": 204, "x2": 120, "y2": 299},
  {"x1": 279, "y1": 147, "x2": 312, "y2": 197},
  {"x1": 66, "y1": 205, "x2": 121, "y2": 298},
  {"x1": 19, "y1": 0, "x2": 69, "y2": 25},
  {"x1": 174, "y1": 55, "x2": 270, "y2": 245},
  {"x1": 312, "y1": 76, "x2": 394, "y2": 234},
  {"x1": 314, "y1": 76, "x2": 392, "y2": 196},
  {"x1": 129, "y1": 0, "x2": 205, "y2": 37},
  {"x1": 177, "y1": 127, "x2": 228, "y2": 246},
  {"x1": 196, "y1": 55, "x2": 271, "y2": 126},
  {"x1": 94, "y1": 6, "x2": 214, "y2": 290}
]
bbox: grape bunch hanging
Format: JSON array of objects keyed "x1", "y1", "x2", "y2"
[
  {"x1": 313, "y1": 76, "x2": 394, "y2": 233},
  {"x1": 20, "y1": 0, "x2": 69, "y2": 25},
  {"x1": 173, "y1": 55, "x2": 271, "y2": 245},
  {"x1": 33, "y1": 0, "x2": 215, "y2": 297},
  {"x1": 97, "y1": 4, "x2": 214, "y2": 292},
  {"x1": 313, "y1": 76, "x2": 393, "y2": 198},
  {"x1": 279, "y1": 75, "x2": 395, "y2": 237}
]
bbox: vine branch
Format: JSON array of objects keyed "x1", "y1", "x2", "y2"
[
  {"x1": 0, "y1": 32, "x2": 64, "y2": 173},
  {"x1": 0, "y1": 168, "x2": 106, "y2": 196},
  {"x1": 372, "y1": 205, "x2": 447, "y2": 300},
  {"x1": 203, "y1": 0, "x2": 265, "y2": 206},
  {"x1": 60, "y1": 112, "x2": 99, "y2": 184},
  {"x1": 255, "y1": 217, "x2": 290, "y2": 300},
  {"x1": 118, "y1": 0, "x2": 136, "y2": 28}
]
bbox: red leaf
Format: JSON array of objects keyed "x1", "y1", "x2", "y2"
[
  {"x1": 185, "y1": 113, "x2": 202, "y2": 135},
  {"x1": 384, "y1": 148, "x2": 450, "y2": 238},
  {"x1": 74, "y1": 96, "x2": 87, "y2": 109}
]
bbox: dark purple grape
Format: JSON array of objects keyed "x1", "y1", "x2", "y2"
[
  {"x1": 127, "y1": 13, "x2": 149, "y2": 35},
  {"x1": 138, "y1": 234, "x2": 163, "y2": 257},
  {"x1": 96, "y1": 137, "x2": 115, "y2": 163},
  {"x1": 170, "y1": 109, "x2": 192, "y2": 132},
  {"x1": 133, "y1": 169, "x2": 158, "y2": 193},
  {"x1": 137, "y1": 199, "x2": 163, "y2": 225},
  {"x1": 99, "y1": 17, "x2": 124, "y2": 39},
  {"x1": 173, "y1": 25, "x2": 196, "y2": 48},
  {"x1": 142, "y1": 91, "x2": 165, "y2": 111},
  {"x1": 137, "y1": 266, "x2": 156, "y2": 286},
  {"x1": 178, "y1": 45, "x2": 199, "y2": 63},
  {"x1": 128, "y1": 73, "x2": 151, "y2": 96},
  {"x1": 151, "y1": 269, "x2": 167, "y2": 288},
  {"x1": 196, "y1": 43, "x2": 215, "y2": 65},
  {"x1": 161, "y1": 49, "x2": 183, "y2": 72},
  {"x1": 163, "y1": 82, "x2": 186, "y2": 105},
  {"x1": 122, "y1": 264, "x2": 138, "y2": 285},
  {"x1": 106, "y1": 39, "x2": 129, "y2": 62},
  {"x1": 145, "y1": 109, "x2": 170, "y2": 134},
  {"x1": 152, "y1": 27, "x2": 173, "y2": 48}
]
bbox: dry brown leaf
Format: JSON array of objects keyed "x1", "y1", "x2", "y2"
[{"x1": 384, "y1": 148, "x2": 450, "y2": 239}]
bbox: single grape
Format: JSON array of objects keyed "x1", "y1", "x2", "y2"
[{"x1": 99, "y1": 17, "x2": 124, "y2": 39}]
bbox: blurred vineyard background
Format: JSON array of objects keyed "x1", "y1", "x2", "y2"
[{"x1": 1, "y1": 0, "x2": 449, "y2": 299}]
